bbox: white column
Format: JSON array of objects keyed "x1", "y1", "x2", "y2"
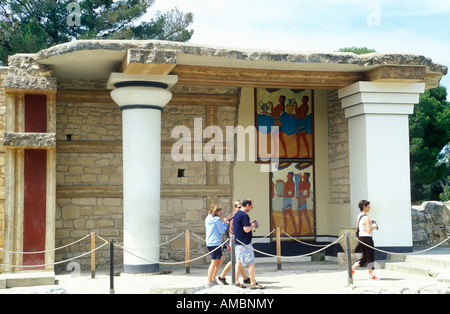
[
  {"x1": 338, "y1": 82, "x2": 425, "y2": 250},
  {"x1": 108, "y1": 74, "x2": 177, "y2": 273}
]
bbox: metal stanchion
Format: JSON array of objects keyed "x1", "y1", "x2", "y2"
[
  {"x1": 185, "y1": 229, "x2": 190, "y2": 274},
  {"x1": 231, "y1": 234, "x2": 235, "y2": 285},
  {"x1": 345, "y1": 232, "x2": 353, "y2": 286},
  {"x1": 110, "y1": 239, "x2": 115, "y2": 294}
]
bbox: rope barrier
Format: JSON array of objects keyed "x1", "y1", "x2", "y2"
[
  {"x1": 351, "y1": 234, "x2": 450, "y2": 256},
  {"x1": 0, "y1": 240, "x2": 109, "y2": 269},
  {"x1": 236, "y1": 235, "x2": 345, "y2": 259},
  {"x1": 280, "y1": 229, "x2": 331, "y2": 247},
  {"x1": 115, "y1": 231, "x2": 186, "y2": 251},
  {"x1": 253, "y1": 229, "x2": 276, "y2": 243},
  {"x1": 191, "y1": 232, "x2": 206, "y2": 243},
  {"x1": 0, "y1": 234, "x2": 91, "y2": 254},
  {"x1": 114, "y1": 239, "x2": 230, "y2": 265},
  {"x1": 1, "y1": 227, "x2": 448, "y2": 272}
]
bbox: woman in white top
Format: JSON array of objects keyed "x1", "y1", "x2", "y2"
[{"x1": 351, "y1": 200, "x2": 379, "y2": 280}]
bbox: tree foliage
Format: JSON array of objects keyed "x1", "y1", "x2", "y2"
[
  {"x1": 410, "y1": 86, "x2": 450, "y2": 202},
  {"x1": 439, "y1": 146, "x2": 450, "y2": 201},
  {"x1": 0, "y1": 0, "x2": 194, "y2": 65},
  {"x1": 337, "y1": 46, "x2": 376, "y2": 55}
]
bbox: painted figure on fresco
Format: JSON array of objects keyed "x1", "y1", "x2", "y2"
[
  {"x1": 269, "y1": 95, "x2": 288, "y2": 158},
  {"x1": 256, "y1": 89, "x2": 313, "y2": 160},
  {"x1": 295, "y1": 172, "x2": 313, "y2": 235},
  {"x1": 276, "y1": 172, "x2": 298, "y2": 234},
  {"x1": 258, "y1": 89, "x2": 315, "y2": 237},
  {"x1": 295, "y1": 96, "x2": 311, "y2": 158},
  {"x1": 271, "y1": 163, "x2": 315, "y2": 237}
]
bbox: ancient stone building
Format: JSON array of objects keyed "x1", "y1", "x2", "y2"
[{"x1": 0, "y1": 40, "x2": 447, "y2": 273}]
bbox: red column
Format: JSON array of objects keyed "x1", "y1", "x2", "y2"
[{"x1": 23, "y1": 94, "x2": 47, "y2": 269}]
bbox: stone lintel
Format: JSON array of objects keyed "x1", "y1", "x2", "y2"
[
  {"x1": 4, "y1": 76, "x2": 57, "y2": 93},
  {"x1": 3, "y1": 132, "x2": 56, "y2": 149},
  {"x1": 364, "y1": 65, "x2": 442, "y2": 90},
  {"x1": 365, "y1": 65, "x2": 427, "y2": 82}
]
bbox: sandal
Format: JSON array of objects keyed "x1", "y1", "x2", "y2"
[
  {"x1": 235, "y1": 283, "x2": 246, "y2": 289},
  {"x1": 250, "y1": 283, "x2": 265, "y2": 290}
]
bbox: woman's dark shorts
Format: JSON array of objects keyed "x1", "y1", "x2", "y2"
[{"x1": 207, "y1": 246, "x2": 223, "y2": 260}]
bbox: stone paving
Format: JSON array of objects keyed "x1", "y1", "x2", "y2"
[
  {"x1": 1, "y1": 248, "x2": 450, "y2": 294},
  {"x1": 2, "y1": 260, "x2": 446, "y2": 294}
]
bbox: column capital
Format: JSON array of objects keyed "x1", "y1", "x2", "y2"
[
  {"x1": 107, "y1": 73, "x2": 178, "y2": 89},
  {"x1": 107, "y1": 73, "x2": 178, "y2": 110},
  {"x1": 338, "y1": 81, "x2": 425, "y2": 118}
]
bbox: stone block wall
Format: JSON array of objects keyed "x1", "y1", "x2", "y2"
[
  {"x1": 327, "y1": 90, "x2": 350, "y2": 205},
  {"x1": 159, "y1": 104, "x2": 236, "y2": 264},
  {"x1": 56, "y1": 102, "x2": 122, "y2": 141},
  {"x1": 54, "y1": 88, "x2": 238, "y2": 269}
]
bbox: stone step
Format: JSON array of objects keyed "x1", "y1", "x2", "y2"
[
  {"x1": 0, "y1": 271, "x2": 55, "y2": 289},
  {"x1": 381, "y1": 249, "x2": 450, "y2": 281},
  {"x1": 404, "y1": 253, "x2": 450, "y2": 269},
  {"x1": 382, "y1": 261, "x2": 440, "y2": 277},
  {"x1": 387, "y1": 247, "x2": 450, "y2": 265}
]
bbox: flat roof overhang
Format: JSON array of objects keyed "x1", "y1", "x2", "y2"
[{"x1": 29, "y1": 40, "x2": 447, "y2": 90}]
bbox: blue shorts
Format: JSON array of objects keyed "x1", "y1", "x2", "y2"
[
  {"x1": 235, "y1": 244, "x2": 256, "y2": 266},
  {"x1": 207, "y1": 246, "x2": 223, "y2": 260}
]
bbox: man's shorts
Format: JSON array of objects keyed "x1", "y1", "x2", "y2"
[
  {"x1": 235, "y1": 244, "x2": 256, "y2": 266},
  {"x1": 207, "y1": 246, "x2": 223, "y2": 260}
]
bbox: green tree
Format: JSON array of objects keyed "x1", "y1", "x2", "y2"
[
  {"x1": 409, "y1": 86, "x2": 450, "y2": 202},
  {"x1": 337, "y1": 46, "x2": 376, "y2": 55},
  {"x1": 439, "y1": 145, "x2": 450, "y2": 201},
  {"x1": 0, "y1": 0, "x2": 194, "y2": 65}
]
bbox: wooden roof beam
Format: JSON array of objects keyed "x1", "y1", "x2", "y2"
[{"x1": 170, "y1": 65, "x2": 365, "y2": 90}]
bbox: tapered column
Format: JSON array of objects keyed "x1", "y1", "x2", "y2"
[
  {"x1": 3, "y1": 92, "x2": 57, "y2": 272},
  {"x1": 338, "y1": 82, "x2": 425, "y2": 250},
  {"x1": 108, "y1": 74, "x2": 177, "y2": 273}
]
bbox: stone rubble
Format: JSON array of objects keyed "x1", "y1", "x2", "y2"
[{"x1": 412, "y1": 201, "x2": 450, "y2": 247}]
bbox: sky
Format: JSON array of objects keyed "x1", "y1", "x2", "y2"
[{"x1": 145, "y1": 0, "x2": 450, "y2": 93}]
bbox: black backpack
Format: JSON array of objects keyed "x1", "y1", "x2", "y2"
[{"x1": 355, "y1": 214, "x2": 366, "y2": 237}]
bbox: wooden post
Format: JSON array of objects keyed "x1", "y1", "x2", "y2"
[
  {"x1": 185, "y1": 229, "x2": 190, "y2": 274},
  {"x1": 91, "y1": 232, "x2": 96, "y2": 279},
  {"x1": 346, "y1": 232, "x2": 353, "y2": 286},
  {"x1": 276, "y1": 227, "x2": 282, "y2": 270}
]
